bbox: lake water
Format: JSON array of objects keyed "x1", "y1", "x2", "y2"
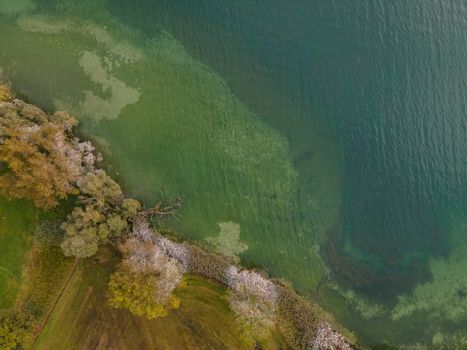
[{"x1": 0, "y1": 0, "x2": 465, "y2": 347}]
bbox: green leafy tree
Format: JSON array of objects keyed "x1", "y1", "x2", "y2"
[
  {"x1": 60, "y1": 170, "x2": 141, "y2": 258},
  {"x1": 78, "y1": 170, "x2": 123, "y2": 205}
]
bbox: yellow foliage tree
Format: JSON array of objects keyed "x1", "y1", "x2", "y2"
[
  {"x1": 0, "y1": 124, "x2": 79, "y2": 208},
  {"x1": 0, "y1": 308, "x2": 33, "y2": 350},
  {"x1": 108, "y1": 267, "x2": 180, "y2": 320},
  {"x1": 0, "y1": 84, "x2": 13, "y2": 102},
  {"x1": 0, "y1": 100, "x2": 83, "y2": 209}
]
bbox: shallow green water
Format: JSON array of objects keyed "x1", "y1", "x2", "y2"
[{"x1": 0, "y1": 0, "x2": 465, "y2": 347}]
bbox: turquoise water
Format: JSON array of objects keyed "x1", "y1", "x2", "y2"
[{"x1": 0, "y1": 0, "x2": 466, "y2": 347}]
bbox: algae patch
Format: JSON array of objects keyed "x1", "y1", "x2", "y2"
[
  {"x1": 83, "y1": 24, "x2": 144, "y2": 63},
  {"x1": 328, "y1": 282, "x2": 385, "y2": 320},
  {"x1": 16, "y1": 15, "x2": 143, "y2": 121},
  {"x1": 207, "y1": 222, "x2": 248, "y2": 262},
  {"x1": 392, "y1": 215, "x2": 467, "y2": 322},
  {"x1": 0, "y1": 0, "x2": 34, "y2": 15},
  {"x1": 17, "y1": 16, "x2": 144, "y2": 63},
  {"x1": 56, "y1": 51, "x2": 141, "y2": 121},
  {"x1": 17, "y1": 15, "x2": 70, "y2": 34}
]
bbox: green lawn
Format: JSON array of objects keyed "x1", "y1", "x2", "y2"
[{"x1": 0, "y1": 197, "x2": 37, "y2": 308}]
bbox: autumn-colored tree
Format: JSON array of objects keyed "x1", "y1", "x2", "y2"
[
  {"x1": 226, "y1": 267, "x2": 278, "y2": 346},
  {"x1": 0, "y1": 100, "x2": 95, "y2": 208},
  {"x1": 107, "y1": 224, "x2": 186, "y2": 319},
  {"x1": 0, "y1": 84, "x2": 13, "y2": 102},
  {"x1": 0, "y1": 122, "x2": 78, "y2": 208},
  {"x1": 108, "y1": 266, "x2": 180, "y2": 320}
]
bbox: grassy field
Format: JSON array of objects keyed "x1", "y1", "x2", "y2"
[
  {"x1": 0, "y1": 194, "x2": 291, "y2": 349},
  {"x1": 0, "y1": 195, "x2": 289, "y2": 349},
  {"x1": 0, "y1": 197, "x2": 37, "y2": 308},
  {"x1": 35, "y1": 249, "x2": 288, "y2": 350}
]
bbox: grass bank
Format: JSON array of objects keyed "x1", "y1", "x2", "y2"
[
  {"x1": 35, "y1": 248, "x2": 288, "y2": 349},
  {"x1": 0, "y1": 197, "x2": 37, "y2": 308}
]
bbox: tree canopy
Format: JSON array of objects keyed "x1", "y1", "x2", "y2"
[
  {"x1": 0, "y1": 97, "x2": 144, "y2": 258},
  {"x1": 0, "y1": 84, "x2": 13, "y2": 102},
  {"x1": 60, "y1": 170, "x2": 141, "y2": 258},
  {"x1": 108, "y1": 266, "x2": 180, "y2": 320},
  {"x1": 0, "y1": 308, "x2": 33, "y2": 350},
  {"x1": 0, "y1": 99, "x2": 96, "y2": 208},
  {"x1": 107, "y1": 226, "x2": 185, "y2": 320}
]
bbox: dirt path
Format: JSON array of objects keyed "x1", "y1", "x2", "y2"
[{"x1": 30, "y1": 258, "x2": 79, "y2": 349}]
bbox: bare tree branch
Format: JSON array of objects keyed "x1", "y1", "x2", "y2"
[{"x1": 139, "y1": 196, "x2": 183, "y2": 220}]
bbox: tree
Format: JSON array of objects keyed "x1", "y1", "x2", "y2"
[
  {"x1": 77, "y1": 170, "x2": 123, "y2": 205},
  {"x1": 60, "y1": 170, "x2": 141, "y2": 258},
  {"x1": 107, "y1": 226, "x2": 186, "y2": 320},
  {"x1": 108, "y1": 266, "x2": 180, "y2": 320},
  {"x1": 225, "y1": 266, "x2": 278, "y2": 345},
  {"x1": 0, "y1": 84, "x2": 13, "y2": 102},
  {"x1": 0, "y1": 100, "x2": 96, "y2": 209}
]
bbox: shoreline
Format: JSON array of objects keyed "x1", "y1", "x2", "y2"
[
  {"x1": 0, "y1": 89, "x2": 356, "y2": 349},
  {"x1": 158, "y1": 230, "x2": 357, "y2": 347}
]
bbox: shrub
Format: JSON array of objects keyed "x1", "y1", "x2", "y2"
[{"x1": 0, "y1": 308, "x2": 34, "y2": 350}]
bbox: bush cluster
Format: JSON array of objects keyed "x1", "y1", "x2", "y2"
[
  {"x1": 61, "y1": 170, "x2": 141, "y2": 258},
  {"x1": 0, "y1": 307, "x2": 34, "y2": 350}
]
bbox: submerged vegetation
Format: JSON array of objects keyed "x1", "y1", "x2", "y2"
[{"x1": 0, "y1": 89, "x2": 354, "y2": 349}]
